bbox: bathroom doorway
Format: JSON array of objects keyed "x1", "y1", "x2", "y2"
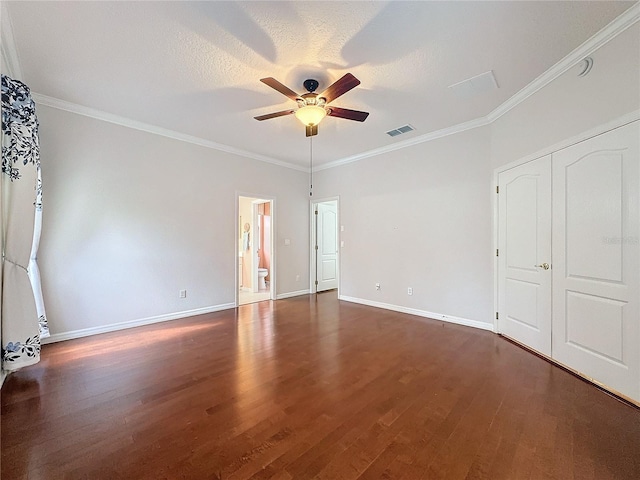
[
  {"x1": 310, "y1": 198, "x2": 339, "y2": 293},
  {"x1": 237, "y1": 196, "x2": 274, "y2": 305}
]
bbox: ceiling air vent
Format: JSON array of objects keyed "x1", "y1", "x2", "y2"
[{"x1": 386, "y1": 124, "x2": 415, "y2": 137}]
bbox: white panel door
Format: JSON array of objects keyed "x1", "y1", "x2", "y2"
[
  {"x1": 317, "y1": 201, "x2": 338, "y2": 292},
  {"x1": 498, "y1": 156, "x2": 552, "y2": 356},
  {"x1": 552, "y1": 122, "x2": 639, "y2": 401}
]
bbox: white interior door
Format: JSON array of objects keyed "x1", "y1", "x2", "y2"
[
  {"x1": 552, "y1": 122, "x2": 639, "y2": 401},
  {"x1": 316, "y1": 201, "x2": 338, "y2": 292},
  {"x1": 498, "y1": 156, "x2": 552, "y2": 356}
]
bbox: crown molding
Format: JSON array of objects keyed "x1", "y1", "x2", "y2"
[
  {"x1": 315, "y1": 116, "x2": 491, "y2": 172},
  {"x1": 319, "y1": 2, "x2": 639, "y2": 171},
  {"x1": 7, "y1": 3, "x2": 306, "y2": 173},
  {"x1": 486, "y1": 2, "x2": 640, "y2": 123},
  {"x1": 19, "y1": 2, "x2": 640, "y2": 173},
  {"x1": 31, "y1": 93, "x2": 308, "y2": 173},
  {"x1": 1, "y1": 2, "x2": 23, "y2": 79},
  {"x1": 33, "y1": 89, "x2": 489, "y2": 174}
]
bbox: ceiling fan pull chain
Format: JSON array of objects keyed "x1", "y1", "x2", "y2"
[{"x1": 310, "y1": 135, "x2": 313, "y2": 197}]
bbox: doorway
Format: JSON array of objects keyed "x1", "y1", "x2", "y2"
[
  {"x1": 238, "y1": 196, "x2": 274, "y2": 305},
  {"x1": 311, "y1": 198, "x2": 339, "y2": 293}
]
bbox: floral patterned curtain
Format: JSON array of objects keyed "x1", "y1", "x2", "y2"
[{"x1": 1, "y1": 74, "x2": 49, "y2": 372}]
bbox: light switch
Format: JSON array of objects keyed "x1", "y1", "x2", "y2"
[
  {"x1": 340, "y1": 240, "x2": 344, "y2": 247},
  {"x1": 340, "y1": 225, "x2": 344, "y2": 232},
  {"x1": 284, "y1": 238, "x2": 290, "y2": 246}
]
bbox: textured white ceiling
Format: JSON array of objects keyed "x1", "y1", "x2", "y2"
[{"x1": 5, "y1": 1, "x2": 635, "y2": 169}]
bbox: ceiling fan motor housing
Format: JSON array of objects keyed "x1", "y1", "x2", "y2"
[
  {"x1": 299, "y1": 92, "x2": 325, "y2": 107},
  {"x1": 303, "y1": 79, "x2": 319, "y2": 93}
]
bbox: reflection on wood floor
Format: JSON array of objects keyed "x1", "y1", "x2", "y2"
[
  {"x1": 238, "y1": 288, "x2": 271, "y2": 305},
  {"x1": 2, "y1": 291, "x2": 639, "y2": 479}
]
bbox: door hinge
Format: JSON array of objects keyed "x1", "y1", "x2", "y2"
[
  {"x1": 496, "y1": 249, "x2": 499, "y2": 257},
  {"x1": 315, "y1": 245, "x2": 318, "y2": 250},
  {"x1": 496, "y1": 312, "x2": 499, "y2": 320},
  {"x1": 315, "y1": 280, "x2": 318, "y2": 285},
  {"x1": 314, "y1": 210, "x2": 318, "y2": 215},
  {"x1": 496, "y1": 186, "x2": 499, "y2": 194}
]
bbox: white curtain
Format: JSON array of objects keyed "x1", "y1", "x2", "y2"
[{"x1": 1, "y1": 74, "x2": 49, "y2": 372}]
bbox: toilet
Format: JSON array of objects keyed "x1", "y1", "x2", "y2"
[{"x1": 258, "y1": 268, "x2": 269, "y2": 290}]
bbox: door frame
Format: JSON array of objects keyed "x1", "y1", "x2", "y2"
[
  {"x1": 251, "y1": 199, "x2": 262, "y2": 294},
  {"x1": 235, "y1": 192, "x2": 276, "y2": 306},
  {"x1": 310, "y1": 196, "x2": 340, "y2": 294},
  {"x1": 492, "y1": 112, "x2": 639, "y2": 332}
]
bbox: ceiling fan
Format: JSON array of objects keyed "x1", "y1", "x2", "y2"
[{"x1": 254, "y1": 73, "x2": 369, "y2": 137}]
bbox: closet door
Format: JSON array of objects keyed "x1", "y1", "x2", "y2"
[
  {"x1": 498, "y1": 156, "x2": 552, "y2": 356},
  {"x1": 552, "y1": 122, "x2": 639, "y2": 401}
]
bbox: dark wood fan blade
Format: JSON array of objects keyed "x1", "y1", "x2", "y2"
[
  {"x1": 254, "y1": 109, "x2": 295, "y2": 121},
  {"x1": 306, "y1": 125, "x2": 318, "y2": 137},
  {"x1": 320, "y1": 73, "x2": 361, "y2": 103},
  {"x1": 327, "y1": 107, "x2": 369, "y2": 122},
  {"x1": 260, "y1": 78, "x2": 300, "y2": 101}
]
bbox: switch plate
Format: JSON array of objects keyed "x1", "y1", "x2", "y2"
[
  {"x1": 179, "y1": 289, "x2": 187, "y2": 298},
  {"x1": 375, "y1": 283, "x2": 380, "y2": 290},
  {"x1": 408, "y1": 287, "x2": 413, "y2": 296},
  {"x1": 340, "y1": 240, "x2": 344, "y2": 247},
  {"x1": 284, "y1": 238, "x2": 291, "y2": 246}
]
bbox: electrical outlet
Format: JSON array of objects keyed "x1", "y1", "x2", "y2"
[
  {"x1": 408, "y1": 287, "x2": 413, "y2": 296},
  {"x1": 296, "y1": 275, "x2": 300, "y2": 282},
  {"x1": 179, "y1": 289, "x2": 187, "y2": 298},
  {"x1": 375, "y1": 283, "x2": 380, "y2": 290}
]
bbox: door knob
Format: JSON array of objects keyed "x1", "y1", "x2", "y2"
[{"x1": 535, "y1": 263, "x2": 550, "y2": 270}]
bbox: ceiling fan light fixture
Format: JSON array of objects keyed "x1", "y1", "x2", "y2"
[
  {"x1": 256, "y1": 73, "x2": 368, "y2": 135},
  {"x1": 295, "y1": 105, "x2": 327, "y2": 126}
]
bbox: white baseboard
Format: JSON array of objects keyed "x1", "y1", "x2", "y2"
[
  {"x1": 276, "y1": 289, "x2": 310, "y2": 300},
  {"x1": 41, "y1": 303, "x2": 236, "y2": 344},
  {"x1": 38, "y1": 294, "x2": 492, "y2": 345},
  {"x1": 338, "y1": 295, "x2": 495, "y2": 332}
]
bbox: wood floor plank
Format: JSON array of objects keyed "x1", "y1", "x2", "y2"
[{"x1": 2, "y1": 292, "x2": 639, "y2": 479}]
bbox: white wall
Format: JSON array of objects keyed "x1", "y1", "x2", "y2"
[
  {"x1": 311, "y1": 21, "x2": 639, "y2": 331},
  {"x1": 314, "y1": 126, "x2": 494, "y2": 327},
  {"x1": 37, "y1": 106, "x2": 310, "y2": 337},
  {"x1": 491, "y1": 23, "x2": 640, "y2": 169},
  {"x1": 27, "y1": 16, "x2": 640, "y2": 341}
]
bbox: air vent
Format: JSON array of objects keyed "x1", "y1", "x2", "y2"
[{"x1": 386, "y1": 124, "x2": 415, "y2": 137}]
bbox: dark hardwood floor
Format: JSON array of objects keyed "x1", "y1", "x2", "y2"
[{"x1": 2, "y1": 292, "x2": 639, "y2": 479}]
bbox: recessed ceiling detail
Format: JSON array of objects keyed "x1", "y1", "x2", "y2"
[{"x1": 386, "y1": 124, "x2": 415, "y2": 137}]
